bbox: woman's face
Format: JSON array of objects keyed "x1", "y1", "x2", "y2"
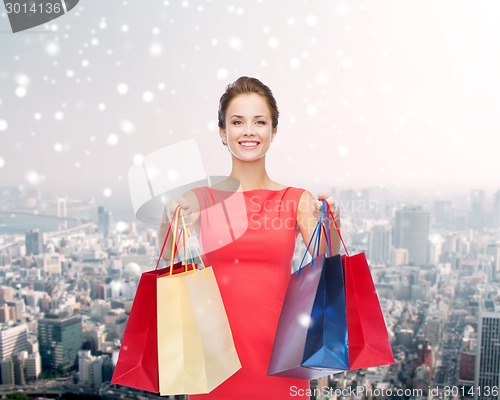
[{"x1": 220, "y1": 93, "x2": 277, "y2": 162}]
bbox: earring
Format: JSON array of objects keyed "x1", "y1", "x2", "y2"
[{"x1": 221, "y1": 139, "x2": 227, "y2": 146}]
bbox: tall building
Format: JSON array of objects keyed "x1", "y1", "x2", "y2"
[
  {"x1": 78, "y1": 350, "x2": 103, "y2": 389},
  {"x1": 24, "y1": 352, "x2": 41, "y2": 380},
  {"x1": 0, "y1": 324, "x2": 29, "y2": 361},
  {"x1": 368, "y1": 225, "x2": 391, "y2": 265},
  {"x1": 475, "y1": 301, "x2": 500, "y2": 399},
  {"x1": 38, "y1": 314, "x2": 83, "y2": 372},
  {"x1": 470, "y1": 190, "x2": 486, "y2": 230},
  {"x1": 434, "y1": 200, "x2": 453, "y2": 228},
  {"x1": 0, "y1": 358, "x2": 14, "y2": 385},
  {"x1": 485, "y1": 242, "x2": 500, "y2": 281},
  {"x1": 97, "y1": 206, "x2": 111, "y2": 238},
  {"x1": 25, "y1": 229, "x2": 44, "y2": 256},
  {"x1": 394, "y1": 206, "x2": 430, "y2": 266},
  {"x1": 493, "y1": 190, "x2": 500, "y2": 227}
]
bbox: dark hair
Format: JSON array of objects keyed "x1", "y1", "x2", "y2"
[{"x1": 218, "y1": 76, "x2": 279, "y2": 129}]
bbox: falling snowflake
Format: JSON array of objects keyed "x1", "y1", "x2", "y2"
[
  {"x1": 316, "y1": 72, "x2": 329, "y2": 84},
  {"x1": 103, "y1": 188, "x2": 113, "y2": 197},
  {"x1": 26, "y1": 170, "x2": 41, "y2": 185},
  {"x1": 227, "y1": 36, "x2": 243, "y2": 50},
  {"x1": 107, "y1": 134, "x2": 119, "y2": 146},
  {"x1": 0, "y1": 120, "x2": 8, "y2": 131},
  {"x1": 306, "y1": 104, "x2": 317, "y2": 116},
  {"x1": 0, "y1": 158, "x2": 5, "y2": 168},
  {"x1": 15, "y1": 87, "x2": 27, "y2": 98},
  {"x1": 66, "y1": 70, "x2": 75, "y2": 78},
  {"x1": 98, "y1": 103, "x2": 106, "y2": 111},
  {"x1": 120, "y1": 119, "x2": 135, "y2": 134},
  {"x1": 142, "y1": 91, "x2": 154, "y2": 102},
  {"x1": 216, "y1": 68, "x2": 228, "y2": 79},
  {"x1": 338, "y1": 145, "x2": 349, "y2": 156},
  {"x1": 289, "y1": 58, "x2": 301, "y2": 69},
  {"x1": 341, "y1": 58, "x2": 353, "y2": 69},
  {"x1": 268, "y1": 37, "x2": 280, "y2": 48},
  {"x1": 306, "y1": 15, "x2": 317, "y2": 26},
  {"x1": 149, "y1": 43, "x2": 163, "y2": 57},
  {"x1": 298, "y1": 313, "x2": 312, "y2": 328},
  {"x1": 167, "y1": 169, "x2": 179, "y2": 181},
  {"x1": 207, "y1": 120, "x2": 217, "y2": 131},
  {"x1": 54, "y1": 143, "x2": 63, "y2": 152},
  {"x1": 15, "y1": 73, "x2": 30, "y2": 86},
  {"x1": 54, "y1": 111, "x2": 64, "y2": 120},
  {"x1": 121, "y1": 25, "x2": 129, "y2": 33},
  {"x1": 45, "y1": 42, "x2": 60, "y2": 56},
  {"x1": 117, "y1": 83, "x2": 129, "y2": 95},
  {"x1": 132, "y1": 154, "x2": 143, "y2": 164}
]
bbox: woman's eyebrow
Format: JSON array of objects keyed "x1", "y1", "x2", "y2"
[{"x1": 230, "y1": 115, "x2": 269, "y2": 119}]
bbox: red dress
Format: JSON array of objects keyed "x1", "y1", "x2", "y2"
[{"x1": 189, "y1": 187, "x2": 310, "y2": 400}]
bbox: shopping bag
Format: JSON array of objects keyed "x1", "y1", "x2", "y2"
[
  {"x1": 268, "y1": 203, "x2": 349, "y2": 379},
  {"x1": 157, "y1": 211, "x2": 241, "y2": 395},
  {"x1": 325, "y1": 202, "x2": 395, "y2": 370},
  {"x1": 111, "y1": 207, "x2": 197, "y2": 392}
]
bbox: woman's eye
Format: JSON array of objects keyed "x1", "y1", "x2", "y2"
[
  {"x1": 256, "y1": 121, "x2": 266, "y2": 125},
  {"x1": 233, "y1": 121, "x2": 242, "y2": 125}
]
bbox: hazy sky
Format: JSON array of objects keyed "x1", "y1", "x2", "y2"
[{"x1": 1, "y1": 1, "x2": 499, "y2": 214}]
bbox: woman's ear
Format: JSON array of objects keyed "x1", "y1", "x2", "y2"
[
  {"x1": 271, "y1": 127, "x2": 278, "y2": 142},
  {"x1": 219, "y1": 128, "x2": 227, "y2": 145}
]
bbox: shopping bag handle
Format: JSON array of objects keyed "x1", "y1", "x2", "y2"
[
  {"x1": 154, "y1": 206, "x2": 183, "y2": 270},
  {"x1": 179, "y1": 209, "x2": 208, "y2": 277},
  {"x1": 322, "y1": 200, "x2": 349, "y2": 257},
  {"x1": 297, "y1": 201, "x2": 327, "y2": 275}
]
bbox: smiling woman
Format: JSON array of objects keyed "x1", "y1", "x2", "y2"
[{"x1": 158, "y1": 76, "x2": 341, "y2": 399}]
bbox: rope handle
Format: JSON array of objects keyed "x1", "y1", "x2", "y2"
[
  {"x1": 323, "y1": 200, "x2": 349, "y2": 257},
  {"x1": 155, "y1": 206, "x2": 181, "y2": 270},
  {"x1": 179, "y1": 209, "x2": 208, "y2": 276},
  {"x1": 297, "y1": 201, "x2": 327, "y2": 275}
]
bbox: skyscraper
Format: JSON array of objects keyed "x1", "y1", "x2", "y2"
[
  {"x1": 394, "y1": 206, "x2": 430, "y2": 266},
  {"x1": 493, "y1": 190, "x2": 500, "y2": 227},
  {"x1": 38, "y1": 314, "x2": 82, "y2": 372},
  {"x1": 475, "y1": 301, "x2": 500, "y2": 400},
  {"x1": 434, "y1": 200, "x2": 453, "y2": 228},
  {"x1": 25, "y1": 229, "x2": 44, "y2": 256},
  {"x1": 0, "y1": 324, "x2": 29, "y2": 361},
  {"x1": 470, "y1": 190, "x2": 486, "y2": 230},
  {"x1": 368, "y1": 225, "x2": 391, "y2": 265},
  {"x1": 97, "y1": 206, "x2": 111, "y2": 238}
]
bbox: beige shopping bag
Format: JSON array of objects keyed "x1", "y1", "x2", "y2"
[{"x1": 156, "y1": 211, "x2": 241, "y2": 395}]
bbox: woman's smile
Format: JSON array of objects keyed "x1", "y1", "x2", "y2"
[{"x1": 239, "y1": 140, "x2": 261, "y2": 149}]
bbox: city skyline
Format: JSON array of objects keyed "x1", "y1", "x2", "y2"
[{"x1": 2, "y1": 1, "x2": 500, "y2": 203}]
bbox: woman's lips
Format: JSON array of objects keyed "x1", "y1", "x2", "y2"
[{"x1": 239, "y1": 141, "x2": 260, "y2": 149}]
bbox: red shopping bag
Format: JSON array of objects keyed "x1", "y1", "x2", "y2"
[
  {"x1": 111, "y1": 208, "x2": 194, "y2": 392},
  {"x1": 326, "y1": 203, "x2": 395, "y2": 370}
]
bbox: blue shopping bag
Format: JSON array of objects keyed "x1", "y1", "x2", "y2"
[{"x1": 267, "y1": 203, "x2": 349, "y2": 379}]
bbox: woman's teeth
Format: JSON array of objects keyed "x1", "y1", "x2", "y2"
[{"x1": 240, "y1": 142, "x2": 259, "y2": 147}]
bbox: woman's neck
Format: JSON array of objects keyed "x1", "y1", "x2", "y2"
[{"x1": 229, "y1": 156, "x2": 274, "y2": 190}]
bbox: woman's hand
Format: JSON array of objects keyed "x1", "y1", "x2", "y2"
[
  {"x1": 159, "y1": 191, "x2": 200, "y2": 261},
  {"x1": 312, "y1": 194, "x2": 340, "y2": 222},
  {"x1": 161, "y1": 192, "x2": 200, "y2": 229}
]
